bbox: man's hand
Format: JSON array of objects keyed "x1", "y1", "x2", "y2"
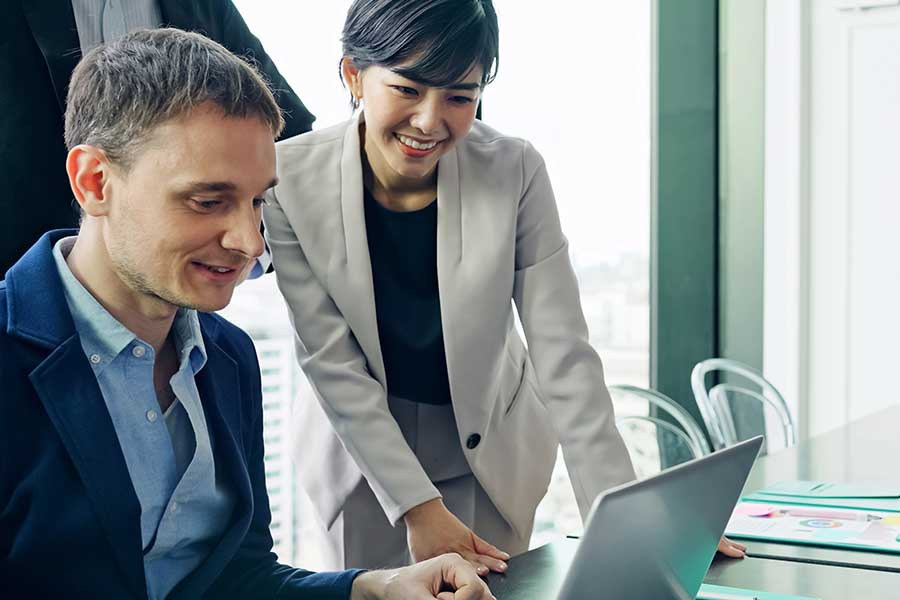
[
  {"x1": 404, "y1": 499, "x2": 509, "y2": 575},
  {"x1": 351, "y1": 554, "x2": 495, "y2": 600},
  {"x1": 717, "y1": 536, "x2": 747, "y2": 558}
]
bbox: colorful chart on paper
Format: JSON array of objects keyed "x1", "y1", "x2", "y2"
[{"x1": 725, "y1": 501, "x2": 900, "y2": 554}]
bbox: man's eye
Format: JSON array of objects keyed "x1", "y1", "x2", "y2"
[
  {"x1": 451, "y1": 96, "x2": 474, "y2": 105},
  {"x1": 193, "y1": 199, "x2": 222, "y2": 210}
]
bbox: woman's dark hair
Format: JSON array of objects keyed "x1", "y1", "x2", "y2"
[{"x1": 341, "y1": 0, "x2": 499, "y2": 107}]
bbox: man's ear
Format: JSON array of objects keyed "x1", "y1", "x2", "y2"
[
  {"x1": 66, "y1": 145, "x2": 115, "y2": 217},
  {"x1": 341, "y1": 57, "x2": 364, "y2": 102}
]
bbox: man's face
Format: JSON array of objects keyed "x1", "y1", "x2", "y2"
[{"x1": 102, "y1": 103, "x2": 276, "y2": 313}]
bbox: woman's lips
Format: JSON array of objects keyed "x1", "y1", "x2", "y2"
[{"x1": 394, "y1": 133, "x2": 442, "y2": 157}]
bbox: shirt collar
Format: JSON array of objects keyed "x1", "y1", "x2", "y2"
[{"x1": 52, "y1": 237, "x2": 207, "y2": 374}]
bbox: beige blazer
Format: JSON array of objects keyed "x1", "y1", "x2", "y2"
[{"x1": 263, "y1": 114, "x2": 635, "y2": 540}]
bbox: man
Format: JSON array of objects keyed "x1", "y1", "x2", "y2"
[
  {"x1": 1, "y1": 0, "x2": 315, "y2": 275},
  {"x1": 0, "y1": 28, "x2": 491, "y2": 600}
]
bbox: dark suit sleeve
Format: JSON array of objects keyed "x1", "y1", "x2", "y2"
[
  {"x1": 205, "y1": 329, "x2": 364, "y2": 599},
  {"x1": 212, "y1": 0, "x2": 316, "y2": 139}
]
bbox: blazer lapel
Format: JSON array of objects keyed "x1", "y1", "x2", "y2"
[
  {"x1": 334, "y1": 114, "x2": 388, "y2": 384},
  {"x1": 20, "y1": 0, "x2": 81, "y2": 112},
  {"x1": 30, "y1": 339, "x2": 146, "y2": 598},
  {"x1": 434, "y1": 146, "x2": 471, "y2": 406},
  {"x1": 174, "y1": 335, "x2": 254, "y2": 596},
  {"x1": 436, "y1": 146, "x2": 463, "y2": 266}
]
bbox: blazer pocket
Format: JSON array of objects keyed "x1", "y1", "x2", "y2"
[{"x1": 502, "y1": 351, "x2": 529, "y2": 416}]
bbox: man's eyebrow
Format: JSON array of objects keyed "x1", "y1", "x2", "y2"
[
  {"x1": 178, "y1": 178, "x2": 279, "y2": 195},
  {"x1": 180, "y1": 181, "x2": 238, "y2": 194}
]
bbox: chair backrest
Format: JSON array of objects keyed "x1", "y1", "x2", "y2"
[
  {"x1": 615, "y1": 415, "x2": 700, "y2": 479},
  {"x1": 609, "y1": 385, "x2": 710, "y2": 478},
  {"x1": 690, "y1": 358, "x2": 797, "y2": 451}
]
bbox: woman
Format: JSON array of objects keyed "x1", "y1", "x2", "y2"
[{"x1": 264, "y1": 0, "x2": 745, "y2": 573}]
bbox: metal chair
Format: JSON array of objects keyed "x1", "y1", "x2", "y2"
[
  {"x1": 608, "y1": 384, "x2": 710, "y2": 479},
  {"x1": 691, "y1": 358, "x2": 797, "y2": 452}
]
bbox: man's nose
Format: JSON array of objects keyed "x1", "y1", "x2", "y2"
[{"x1": 221, "y1": 204, "x2": 265, "y2": 260}]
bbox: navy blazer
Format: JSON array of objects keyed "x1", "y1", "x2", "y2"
[{"x1": 0, "y1": 231, "x2": 359, "y2": 599}]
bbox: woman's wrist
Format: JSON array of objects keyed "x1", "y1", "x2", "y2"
[{"x1": 403, "y1": 497, "x2": 445, "y2": 528}]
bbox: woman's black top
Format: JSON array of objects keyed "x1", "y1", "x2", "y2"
[{"x1": 363, "y1": 187, "x2": 452, "y2": 405}]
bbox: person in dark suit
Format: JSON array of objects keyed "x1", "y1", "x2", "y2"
[
  {"x1": 0, "y1": 28, "x2": 491, "y2": 600},
  {"x1": 1, "y1": 0, "x2": 315, "y2": 276}
]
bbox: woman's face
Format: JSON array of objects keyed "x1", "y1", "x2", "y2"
[{"x1": 344, "y1": 59, "x2": 483, "y2": 186}]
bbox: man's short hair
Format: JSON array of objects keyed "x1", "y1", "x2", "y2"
[{"x1": 64, "y1": 28, "x2": 286, "y2": 169}]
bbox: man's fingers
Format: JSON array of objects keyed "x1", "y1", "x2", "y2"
[
  {"x1": 451, "y1": 587, "x2": 495, "y2": 600},
  {"x1": 442, "y1": 555, "x2": 495, "y2": 599},
  {"x1": 445, "y1": 580, "x2": 494, "y2": 600}
]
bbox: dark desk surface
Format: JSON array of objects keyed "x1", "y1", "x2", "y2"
[
  {"x1": 743, "y1": 405, "x2": 900, "y2": 491},
  {"x1": 487, "y1": 538, "x2": 900, "y2": 599},
  {"x1": 487, "y1": 406, "x2": 900, "y2": 599}
]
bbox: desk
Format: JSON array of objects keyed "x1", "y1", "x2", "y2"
[
  {"x1": 487, "y1": 406, "x2": 900, "y2": 599},
  {"x1": 741, "y1": 405, "x2": 900, "y2": 572},
  {"x1": 486, "y1": 538, "x2": 900, "y2": 599}
]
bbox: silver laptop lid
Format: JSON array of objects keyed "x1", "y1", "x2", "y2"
[{"x1": 557, "y1": 436, "x2": 763, "y2": 600}]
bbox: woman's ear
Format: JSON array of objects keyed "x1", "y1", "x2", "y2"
[
  {"x1": 66, "y1": 145, "x2": 114, "y2": 217},
  {"x1": 341, "y1": 57, "x2": 363, "y2": 102}
]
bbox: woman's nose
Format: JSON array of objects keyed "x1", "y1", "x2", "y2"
[{"x1": 409, "y1": 98, "x2": 444, "y2": 135}]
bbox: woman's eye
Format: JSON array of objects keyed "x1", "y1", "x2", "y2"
[
  {"x1": 451, "y1": 96, "x2": 474, "y2": 105},
  {"x1": 392, "y1": 85, "x2": 419, "y2": 96},
  {"x1": 253, "y1": 197, "x2": 269, "y2": 208}
]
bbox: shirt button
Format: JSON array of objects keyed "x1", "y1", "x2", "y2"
[
  {"x1": 169, "y1": 501, "x2": 178, "y2": 513},
  {"x1": 146, "y1": 409, "x2": 158, "y2": 423},
  {"x1": 132, "y1": 345, "x2": 146, "y2": 358},
  {"x1": 89, "y1": 354, "x2": 101, "y2": 365},
  {"x1": 466, "y1": 433, "x2": 481, "y2": 449}
]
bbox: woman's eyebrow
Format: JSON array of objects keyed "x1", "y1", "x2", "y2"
[{"x1": 446, "y1": 82, "x2": 480, "y2": 91}]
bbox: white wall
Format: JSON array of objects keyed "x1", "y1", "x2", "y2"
[{"x1": 765, "y1": 0, "x2": 900, "y2": 438}]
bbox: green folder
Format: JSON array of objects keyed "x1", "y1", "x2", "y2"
[
  {"x1": 757, "y1": 480, "x2": 900, "y2": 499},
  {"x1": 745, "y1": 480, "x2": 900, "y2": 512},
  {"x1": 696, "y1": 584, "x2": 818, "y2": 600},
  {"x1": 742, "y1": 491, "x2": 900, "y2": 513}
]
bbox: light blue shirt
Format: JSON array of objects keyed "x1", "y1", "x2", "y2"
[
  {"x1": 70, "y1": 0, "x2": 163, "y2": 56},
  {"x1": 53, "y1": 237, "x2": 234, "y2": 600}
]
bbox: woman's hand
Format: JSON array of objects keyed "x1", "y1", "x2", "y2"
[
  {"x1": 404, "y1": 498, "x2": 510, "y2": 575},
  {"x1": 717, "y1": 535, "x2": 747, "y2": 558}
]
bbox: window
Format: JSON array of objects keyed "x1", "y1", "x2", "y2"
[{"x1": 487, "y1": 0, "x2": 651, "y2": 545}]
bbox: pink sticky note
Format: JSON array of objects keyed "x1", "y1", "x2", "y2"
[{"x1": 734, "y1": 503, "x2": 776, "y2": 517}]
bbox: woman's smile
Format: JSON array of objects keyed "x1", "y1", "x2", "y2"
[{"x1": 394, "y1": 132, "x2": 442, "y2": 157}]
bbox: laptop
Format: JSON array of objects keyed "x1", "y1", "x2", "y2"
[{"x1": 556, "y1": 435, "x2": 763, "y2": 600}]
